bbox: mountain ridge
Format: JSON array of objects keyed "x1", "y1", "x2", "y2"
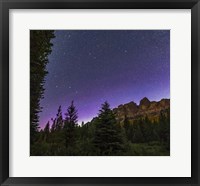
[{"x1": 113, "y1": 97, "x2": 170, "y2": 124}]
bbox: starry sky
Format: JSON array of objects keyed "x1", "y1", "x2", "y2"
[{"x1": 39, "y1": 30, "x2": 170, "y2": 128}]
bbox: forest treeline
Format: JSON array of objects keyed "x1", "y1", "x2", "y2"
[{"x1": 31, "y1": 101, "x2": 170, "y2": 156}]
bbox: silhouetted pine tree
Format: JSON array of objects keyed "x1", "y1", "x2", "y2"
[
  {"x1": 158, "y1": 109, "x2": 170, "y2": 149},
  {"x1": 64, "y1": 101, "x2": 78, "y2": 153},
  {"x1": 55, "y1": 105, "x2": 63, "y2": 131},
  {"x1": 44, "y1": 121, "x2": 50, "y2": 134},
  {"x1": 44, "y1": 121, "x2": 50, "y2": 142},
  {"x1": 124, "y1": 115, "x2": 131, "y2": 141},
  {"x1": 51, "y1": 118, "x2": 56, "y2": 132},
  {"x1": 30, "y1": 30, "x2": 55, "y2": 145},
  {"x1": 94, "y1": 101, "x2": 125, "y2": 155}
]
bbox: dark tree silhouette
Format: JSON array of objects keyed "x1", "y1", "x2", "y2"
[
  {"x1": 44, "y1": 121, "x2": 50, "y2": 134},
  {"x1": 124, "y1": 115, "x2": 131, "y2": 140},
  {"x1": 30, "y1": 30, "x2": 55, "y2": 145},
  {"x1": 94, "y1": 101, "x2": 125, "y2": 155},
  {"x1": 55, "y1": 105, "x2": 63, "y2": 131},
  {"x1": 43, "y1": 121, "x2": 50, "y2": 142},
  {"x1": 64, "y1": 101, "x2": 78, "y2": 152},
  {"x1": 158, "y1": 109, "x2": 170, "y2": 149},
  {"x1": 51, "y1": 118, "x2": 56, "y2": 132}
]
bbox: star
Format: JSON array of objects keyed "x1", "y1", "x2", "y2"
[{"x1": 39, "y1": 30, "x2": 170, "y2": 127}]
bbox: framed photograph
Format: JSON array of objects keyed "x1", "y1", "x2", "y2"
[{"x1": 0, "y1": 0, "x2": 199, "y2": 185}]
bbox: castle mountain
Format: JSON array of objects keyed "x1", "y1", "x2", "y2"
[{"x1": 113, "y1": 97, "x2": 170, "y2": 124}]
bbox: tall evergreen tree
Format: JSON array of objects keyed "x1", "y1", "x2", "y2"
[
  {"x1": 64, "y1": 101, "x2": 78, "y2": 152},
  {"x1": 55, "y1": 105, "x2": 63, "y2": 131},
  {"x1": 52, "y1": 106, "x2": 64, "y2": 152},
  {"x1": 124, "y1": 115, "x2": 131, "y2": 141},
  {"x1": 30, "y1": 30, "x2": 55, "y2": 145},
  {"x1": 44, "y1": 121, "x2": 50, "y2": 142},
  {"x1": 158, "y1": 109, "x2": 170, "y2": 149},
  {"x1": 94, "y1": 101, "x2": 125, "y2": 155},
  {"x1": 51, "y1": 118, "x2": 56, "y2": 132},
  {"x1": 44, "y1": 121, "x2": 50, "y2": 134}
]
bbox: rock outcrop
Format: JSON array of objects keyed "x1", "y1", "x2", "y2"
[{"x1": 113, "y1": 97, "x2": 170, "y2": 124}]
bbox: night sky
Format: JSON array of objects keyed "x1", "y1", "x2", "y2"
[{"x1": 39, "y1": 30, "x2": 170, "y2": 128}]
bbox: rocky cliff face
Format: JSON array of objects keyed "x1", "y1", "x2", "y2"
[{"x1": 113, "y1": 97, "x2": 170, "y2": 124}]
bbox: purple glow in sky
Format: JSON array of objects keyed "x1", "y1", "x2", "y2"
[{"x1": 39, "y1": 30, "x2": 170, "y2": 128}]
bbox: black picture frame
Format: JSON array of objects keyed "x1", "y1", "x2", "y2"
[{"x1": 0, "y1": 0, "x2": 199, "y2": 185}]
